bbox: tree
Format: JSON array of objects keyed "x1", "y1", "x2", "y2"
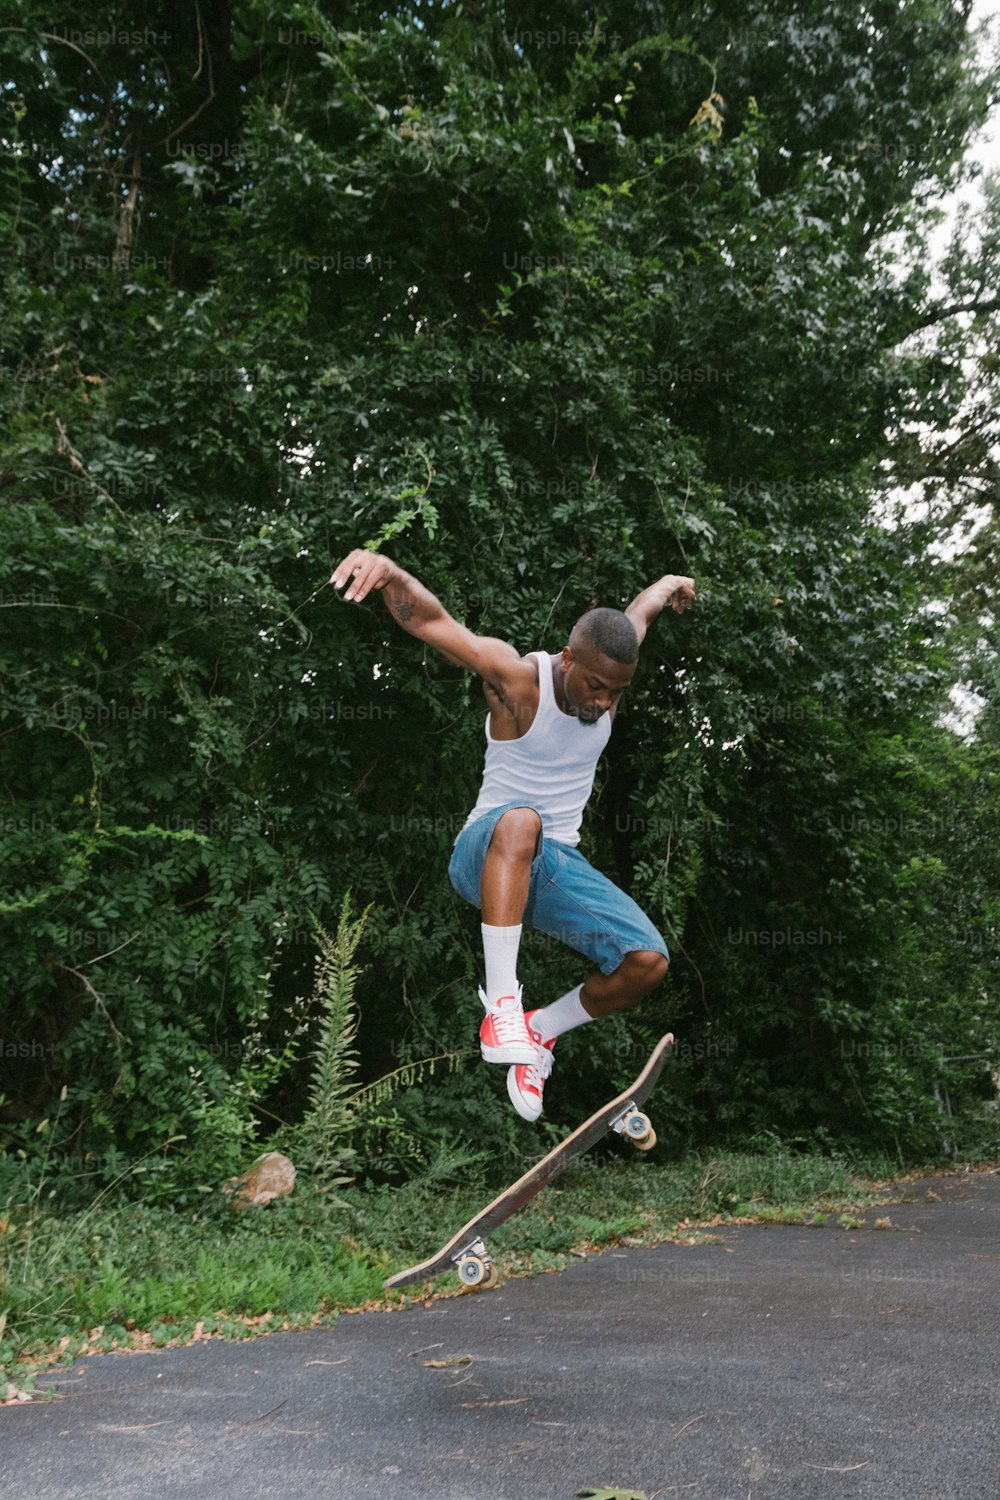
[{"x1": 1, "y1": 1, "x2": 996, "y2": 1184}]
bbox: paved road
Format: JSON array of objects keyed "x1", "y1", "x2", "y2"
[{"x1": 3, "y1": 1170, "x2": 998, "y2": 1499}]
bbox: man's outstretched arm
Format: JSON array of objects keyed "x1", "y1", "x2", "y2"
[
  {"x1": 330, "y1": 549, "x2": 532, "y2": 691},
  {"x1": 625, "y1": 573, "x2": 696, "y2": 646}
]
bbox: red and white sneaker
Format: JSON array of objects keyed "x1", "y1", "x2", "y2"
[
  {"x1": 479, "y1": 986, "x2": 537, "y2": 1065},
  {"x1": 506, "y1": 1012, "x2": 556, "y2": 1122}
]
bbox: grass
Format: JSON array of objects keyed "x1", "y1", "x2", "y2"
[{"x1": 0, "y1": 1139, "x2": 953, "y2": 1402}]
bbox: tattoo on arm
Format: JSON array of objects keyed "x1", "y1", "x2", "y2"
[{"x1": 390, "y1": 597, "x2": 415, "y2": 623}]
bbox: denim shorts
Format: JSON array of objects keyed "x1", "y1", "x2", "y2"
[{"x1": 448, "y1": 801, "x2": 669, "y2": 976}]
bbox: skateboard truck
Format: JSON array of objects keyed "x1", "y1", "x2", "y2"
[
  {"x1": 609, "y1": 1101, "x2": 657, "y2": 1151},
  {"x1": 452, "y1": 1237, "x2": 498, "y2": 1290}
]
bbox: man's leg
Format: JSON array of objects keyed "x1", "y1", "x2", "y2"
[
  {"x1": 509, "y1": 952, "x2": 668, "y2": 1122},
  {"x1": 507, "y1": 845, "x2": 670, "y2": 1118},
  {"x1": 529, "y1": 843, "x2": 669, "y2": 1036},
  {"x1": 530, "y1": 950, "x2": 668, "y2": 1043},
  {"x1": 479, "y1": 806, "x2": 542, "y2": 925},
  {"x1": 473, "y1": 807, "x2": 541, "y2": 1063}
]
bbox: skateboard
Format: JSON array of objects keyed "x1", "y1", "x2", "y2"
[{"x1": 383, "y1": 1032, "x2": 674, "y2": 1292}]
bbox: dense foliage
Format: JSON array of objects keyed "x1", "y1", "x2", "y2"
[{"x1": 1, "y1": 0, "x2": 997, "y2": 1198}]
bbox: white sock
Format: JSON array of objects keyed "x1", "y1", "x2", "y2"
[
  {"x1": 481, "y1": 923, "x2": 522, "y2": 1006},
  {"x1": 531, "y1": 984, "x2": 592, "y2": 1043}
]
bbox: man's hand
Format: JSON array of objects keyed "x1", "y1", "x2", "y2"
[
  {"x1": 330, "y1": 549, "x2": 400, "y2": 603},
  {"x1": 625, "y1": 572, "x2": 696, "y2": 645},
  {"x1": 651, "y1": 574, "x2": 696, "y2": 613}
]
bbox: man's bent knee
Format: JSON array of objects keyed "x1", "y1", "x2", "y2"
[
  {"x1": 624, "y1": 949, "x2": 669, "y2": 992},
  {"x1": 488, "y1": 806, "x2": 542, "y2": 859}
]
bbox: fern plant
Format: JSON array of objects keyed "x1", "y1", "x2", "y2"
[
  {"x1": 298, "y1": 896, "x2": 371, "y2": 1187},
  {"x1": 297, "y1": 898, "x2": 477, "y2": 1188}
]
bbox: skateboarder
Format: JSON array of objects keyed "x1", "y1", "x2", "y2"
[{"x1": 331, "y1": 549, "x2": 695, "y2": 1121}]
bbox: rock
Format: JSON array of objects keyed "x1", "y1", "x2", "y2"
[{"x1": 223, "y1": 1151, "x2": 296, "y2": 1209}]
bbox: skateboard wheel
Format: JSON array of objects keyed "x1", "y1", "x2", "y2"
[
  {"x1": 482, "y1": 1263, "x2": 500, "y2": 1289},
  {"x1": 624, "y1": 1111, "x2": 654, "y2": 1146},
  {"x1": 457, "y1": 1255, "x2": 489, "y2": 1288}
]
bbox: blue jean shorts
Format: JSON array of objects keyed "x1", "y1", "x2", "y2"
[{"x1": 448, "y1": 801, "x2": 669, "y2": 976}]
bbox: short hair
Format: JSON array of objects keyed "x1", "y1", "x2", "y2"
[{"x1": 571, "y1": 607, "x2": 639, "y2": 664}]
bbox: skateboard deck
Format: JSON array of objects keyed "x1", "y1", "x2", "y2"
[{"x1": 383, "y1": 1031, "x2": 674, "y2": 1292}]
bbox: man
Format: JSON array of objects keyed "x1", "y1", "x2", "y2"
[{"x1": 331, "y1": 548, "x2": 696, "y2": 1121}]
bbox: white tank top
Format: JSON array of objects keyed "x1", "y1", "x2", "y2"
[{"x1": 463, "y1": 650, "x2": 613, "y2": 847}]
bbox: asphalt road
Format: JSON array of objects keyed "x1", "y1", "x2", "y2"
[{"x1": 3, "y1": 1169, "x2": 998, "y2": 1500}]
